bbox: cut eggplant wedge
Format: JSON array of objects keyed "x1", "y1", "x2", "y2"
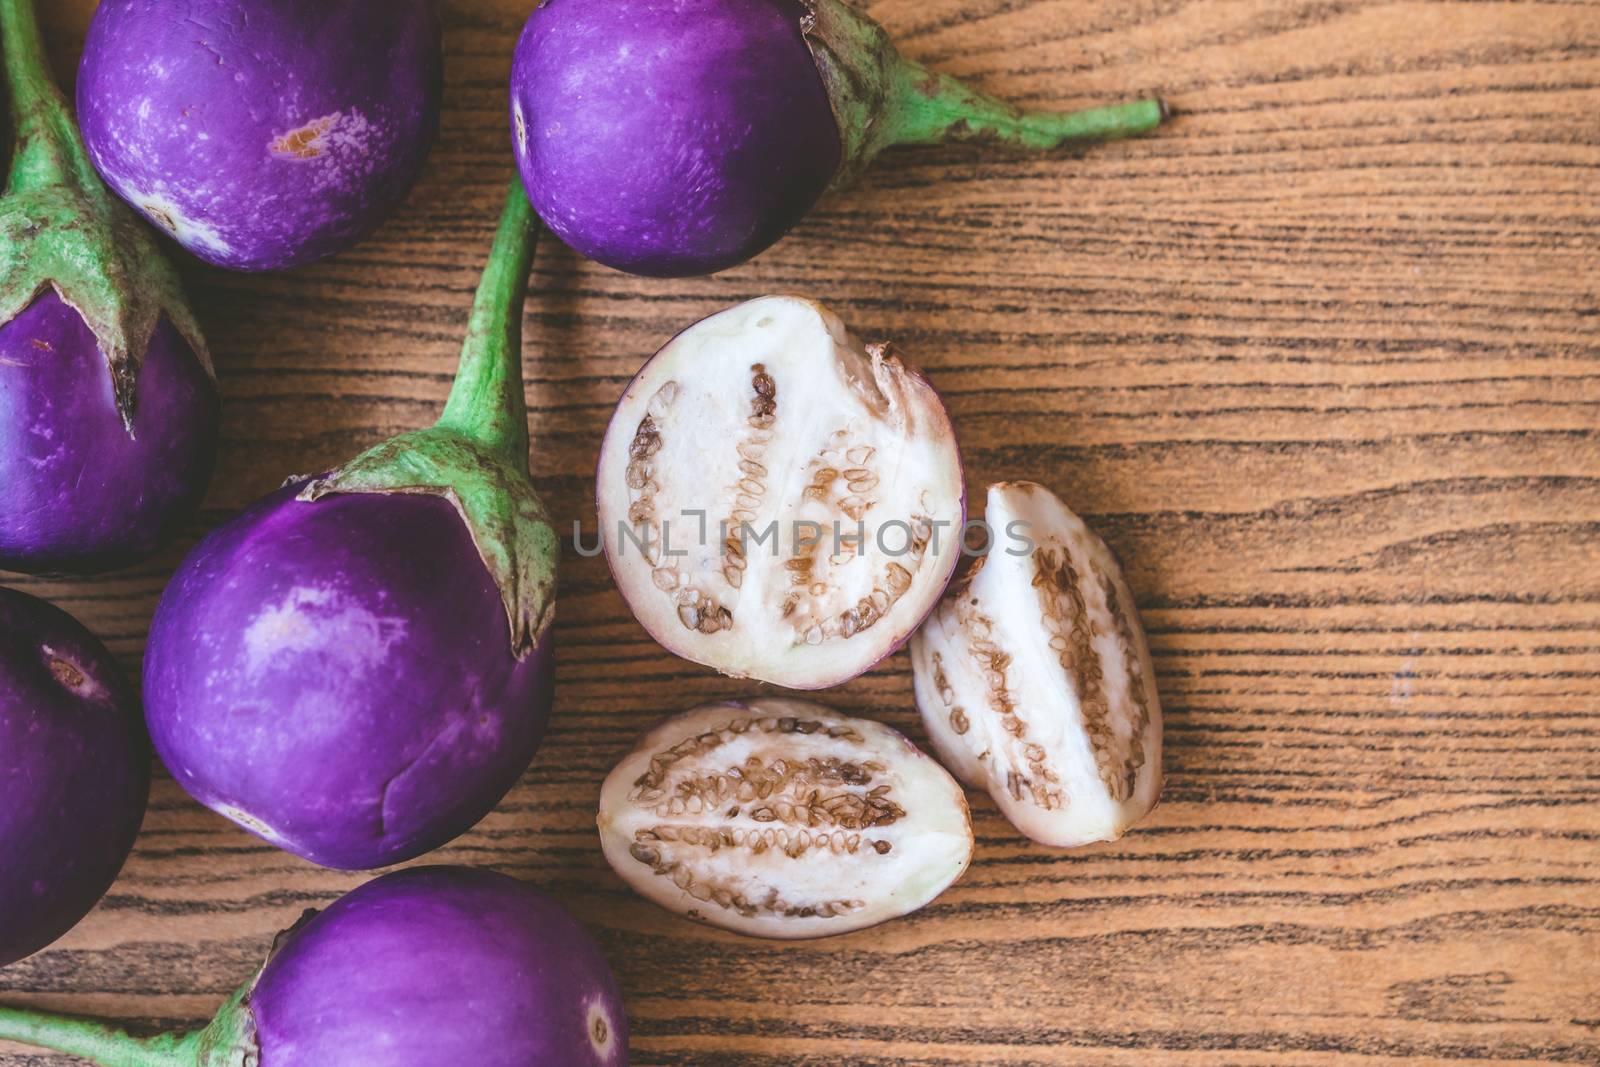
[
  {"x1": 596, "y1": 296, "x2": 965, "y2": 689},
  {"x1": 598, "y1": 697, "x2": 974, "y2": 939},
  {"x1": 910, "y1": 482, "x2": 1162, "y2": 847}
]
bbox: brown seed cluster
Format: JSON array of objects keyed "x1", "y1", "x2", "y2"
[
  {"x1": 623, "y1": 836, "x2": 866, "y2": 920},
  {"x1": 781, "y1": 435, "x2": 885, "y2": 633},
  {"x1": 633, "y1": 824, "x2": 887, "y2": 859},
  {"x1": 625, "y1": 383, "x2": 673, "y2": 541},
  {"x1": 953, "y1": 598, "x2": 1065, "y2": 810},
  {"x1": 928, "y1": 651, "x2": 971, "y2": 736},
  {"x1": 721, "y1": 365, "x2": 777, "y2": 591},
  {"x1": 782, "y1": 554, "x2": 817, "y2": 619},
  {"x1": 847, "y1": 557, "x2": 916, "y2": 638},
  {"x1": 751, "y1": 365, "x2": 777, "y2": 420},
  {"x1": 632, "y1": 714, "x2": 865, "y2": 793},
  {"x1": 1034, "y1": 546, "x2": 1135, "y2": 800},
  {"x1": 625, "y1": 381, "x2": 735, "y2": 635},
  {"x1": 782, "y1": 513, "x2": 930, "y2": 648},
  {"x1": 800, "y1": 437, "x2": 881, "y2": 521},
  {"x1": 1099, "y1": 570, "x2": 1152, "y2": 800},
  {"x1": 676, "y1": 595, "x2": 733, "y2": 635},
  {"x1": 641, "y1": 756, "x2": 904, "y2": 828}
]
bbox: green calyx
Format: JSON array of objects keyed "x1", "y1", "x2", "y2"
[
  {"x1": 799, "y1": 0, "x2": 1168, "y2": 187},
  {"x1": 0, "y1": 970, "x2": 259, "y2": 1067},
  {"x1": 0, "y1": 0, "x2": 210, "y2": 431},
  {"x1": 0, "y1": 909, "x2": 327, "y2": 1066},
  {"x1": 297, "y1": 180, "x2": 558, "y2": 659}
]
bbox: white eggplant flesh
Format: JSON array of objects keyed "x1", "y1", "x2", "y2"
[
  {"x1": 598, "y1": 697, "x2": 974, "y2": 939},
  {"x1": 596, "y1": 296, "x2": 965, "y2": 689},
  {"x1": 910, "y1": 481, "x2": 1162, "y2": 847}
]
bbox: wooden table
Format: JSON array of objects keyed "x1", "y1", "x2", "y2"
[{"x1": 5, "y1": 1, "x2": 1597, "y2": 1063}]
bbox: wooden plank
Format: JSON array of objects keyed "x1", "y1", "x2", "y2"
[{"x1": 3, "y1": 0, "x2": 1597, "y2": 1063}]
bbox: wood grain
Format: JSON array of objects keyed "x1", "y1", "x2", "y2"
[{"x1": 4, "y1": 0, "x2": 1598, "y2": 1063}]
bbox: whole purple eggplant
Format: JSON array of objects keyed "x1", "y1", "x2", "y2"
[
  {"x1": 0, "y1": 587, "x2": 148, "y2": 968},
  {"x1": 144, "y1": 485, "x2": 554, "y2": 870},
  {"x1": 510, "y1": 0, "x2": 1167, "y2": 277},
  {"x1": 0, "y1": 0, "x2": 218, "y2": 574},
  {"x1": 0, "y1": 866, "x2": 629, "y2": 1066},
  {"x1": 76, "y1": 0, "x2": 442, "y2": 272},
  {"x1": 142, "y1": 181, "x2": 559, "y2": 871}
]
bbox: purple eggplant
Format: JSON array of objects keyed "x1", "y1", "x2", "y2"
[
  {"x1": 0, "y1": 586, "x2": 148, "y2": 968},
  {"x1": 0, "y1": 866, "x2": 629, "y2": 1065},
  {"x1": 76, "y1": 0, "x2": 442, "y2": 272},
  {"x1": 142, "y1": 181, "x2": 559, "y2": 870},
  {"x1": 510, "y1": 0, "x2": 1167, "y2": 277},
  {"x1": 0, "y1": 0, "x2": 218, "y2": 574}
]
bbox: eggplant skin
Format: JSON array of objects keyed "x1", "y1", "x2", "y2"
[
  {"x1": 0, "y1": 587, "x2": 149, "y2": 968},
  {"x1": 252, "y1": 867, "x2": 628, "y2": 1066},
  {"x1": 143, "y1": 486, "x2": 554, "y2": 871},
  {"x1": 0, "y1": 290, "x2": 218, "y2": 575},
  {"x1": 510, "y1": 0, "x2": 841, "y2": 277},
  {"x1": 76, "y1": 0, "x2": 441, "y2": 272}
]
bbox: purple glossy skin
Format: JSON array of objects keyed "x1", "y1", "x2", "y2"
[
  {"x1": 0, "y1": 290, "x2": 218, "y2": 575},
  {"x1": 76, "y1": 0, "x2": 441, "y2": 272},
  {"x1": 510, "y1": 0, "x2": 842, "y2": 277},
  {"x1": 0, "y1": 587, "x2": 148, "y2": 968},
  {"x1": 253, "y1": 867, "x2": 627, "y2": 1065},
  {"x1": 144, "y1": 486, "x2": 554, "y2": 871}
]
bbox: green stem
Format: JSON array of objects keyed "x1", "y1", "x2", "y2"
[
  {"x1": 0, "y1": 1005, "x2": 196, "y2": 1067},
  {"x1": 884, "y1": 60, "x2": 1166, "y2": 149},
  {"x1": 800, "y1": 0, "x2": 1166, "y2": 186},
  {"x1": 295, "y1": 175, "x2": 557, "y2": 658},
  {"x1": 436, "y1": 179, "x2": 543, "y2": 469},
  {"x1": 0, "y1": 0, "x2": 101, "y2": 194}
]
